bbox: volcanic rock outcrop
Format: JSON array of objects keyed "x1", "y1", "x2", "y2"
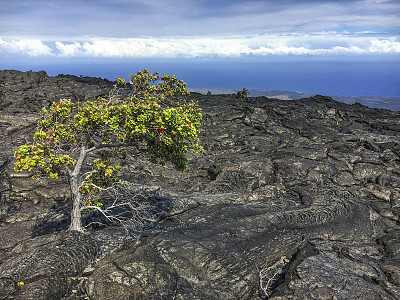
[{"x1": 0, "y1": 70, "x2": 399, "y2": 299}]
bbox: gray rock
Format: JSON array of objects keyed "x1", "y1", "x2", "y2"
[{"x1": 0, "y1": 70, "x2": 399, "y2": 299}]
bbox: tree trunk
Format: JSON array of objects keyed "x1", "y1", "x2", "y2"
[
  {"x1": 69, "y1": 176, "x2": 83, "y2": 232},
  {"x1": 69, "y1": 143, "x2": 87, "y2": 232}
]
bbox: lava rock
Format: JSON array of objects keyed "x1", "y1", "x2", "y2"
[{"x1": 0, "y1": 70, "x2": 399, "y2": 299}]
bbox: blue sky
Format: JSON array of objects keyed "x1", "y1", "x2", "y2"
[{"x1": 1, "y1": 0, "x2": 399, "y2": 58}]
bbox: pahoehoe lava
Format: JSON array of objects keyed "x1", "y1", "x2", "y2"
[{"x1": 0, "y1": 70, "x2": 399, "y2": 299}]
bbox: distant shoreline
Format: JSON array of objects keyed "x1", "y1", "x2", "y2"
[{"x1": 188, "y1": 88, "x2": 400, "y2": 111}]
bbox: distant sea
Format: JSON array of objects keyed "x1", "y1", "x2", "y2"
[
  {"x1": 188, "y1": 88, "x2": 400, "y2": 111},
  {"x1": 4, "y1": 59, "x2": 400, "y2": 110}
]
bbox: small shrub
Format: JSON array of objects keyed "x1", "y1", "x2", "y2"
[{"x1": 236, "y1": 88, "x2": 249, "y2": 101}]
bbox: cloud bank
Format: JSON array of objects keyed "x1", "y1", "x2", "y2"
[
  {"x1": 0, "y1": 38, "x2": 52, "y2": 56},
  {"x1": 1, "y1": 1, "x2": 399, "y2": 59},
  {"x1": 1, "y1": 36, "x2": 399, "y2": 58}
]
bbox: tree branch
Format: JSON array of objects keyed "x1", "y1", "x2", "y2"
[
  {"x1": 80, "y1": 183, "x2": 159, "y2": 234},
  {"x1": 86, "y1": 140, "x2": 140, "y2": 153},
  {"x1": 87, "y1": 142, "x2": 124, "y2": 153}
]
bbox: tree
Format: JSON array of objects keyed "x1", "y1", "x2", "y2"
[
  {"x1": 14, "y1": 70, "x2": 203, "y2": 232},
  {"x1": 236, "y1": 88, "x2": 249, "y2": 101}
]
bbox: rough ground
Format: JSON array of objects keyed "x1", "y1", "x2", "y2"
[{"x1": 0, "y1": 70, "x2": 399, "y2": 299}]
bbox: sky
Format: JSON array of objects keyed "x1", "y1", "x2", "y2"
[
  {"x1": 1, "y1": 0, "x2": 399, "y2": 58},
  {"x1": 0, "y1": 0, "x2": 399, "y2": 97}
]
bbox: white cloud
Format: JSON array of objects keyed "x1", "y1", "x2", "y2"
[
  {"x1": 368, "y1": 39, "x2": 400, "y2": 53},
  {"x1": 2, "y1": 36, "x2": 400, "y2": 58},
  {"x1": 55, "y1": 38, "x2": 253, "y2": 57},
  {"x1": 54, "y1": 36, "x2": 400, "y2": 57},
  {"x1": 0, "y1": 38, "x2": 52, "y2": 56},
  {"x1": 54, "y1": 42, "x2": 82, "y2": 56}
]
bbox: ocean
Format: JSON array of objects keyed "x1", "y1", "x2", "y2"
[{"x1": 4, "y1": 58, "x2": 400, "y2": 110}]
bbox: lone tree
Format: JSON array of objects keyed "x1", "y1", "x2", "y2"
[{"x1": 14, "y1": 70, "x2": 203, "y2": 232}]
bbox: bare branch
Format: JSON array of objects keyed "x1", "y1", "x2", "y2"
[
  {"x1": 80, "y1": 182, "x2": 115, "y2": 192},
  {"x1": 80, "y1": 170, "x2": 97, "y2": 181},
  {"x1": 81, "y1": 182, "x2": 160, "y2": 234},
  {"x1": 258, "y1": 256, "x2": 289, "y2": 298},
  {"x1": 87, "y1": 142, "x2": 125, "y2": 153}
]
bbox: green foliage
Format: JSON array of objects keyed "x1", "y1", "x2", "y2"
[
  {"x1": 236, "y1": 88, "x2": 249, "y2": 101},
  {"x1": 14, "y1": 70, "x2": 203, "y2": 220}
]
